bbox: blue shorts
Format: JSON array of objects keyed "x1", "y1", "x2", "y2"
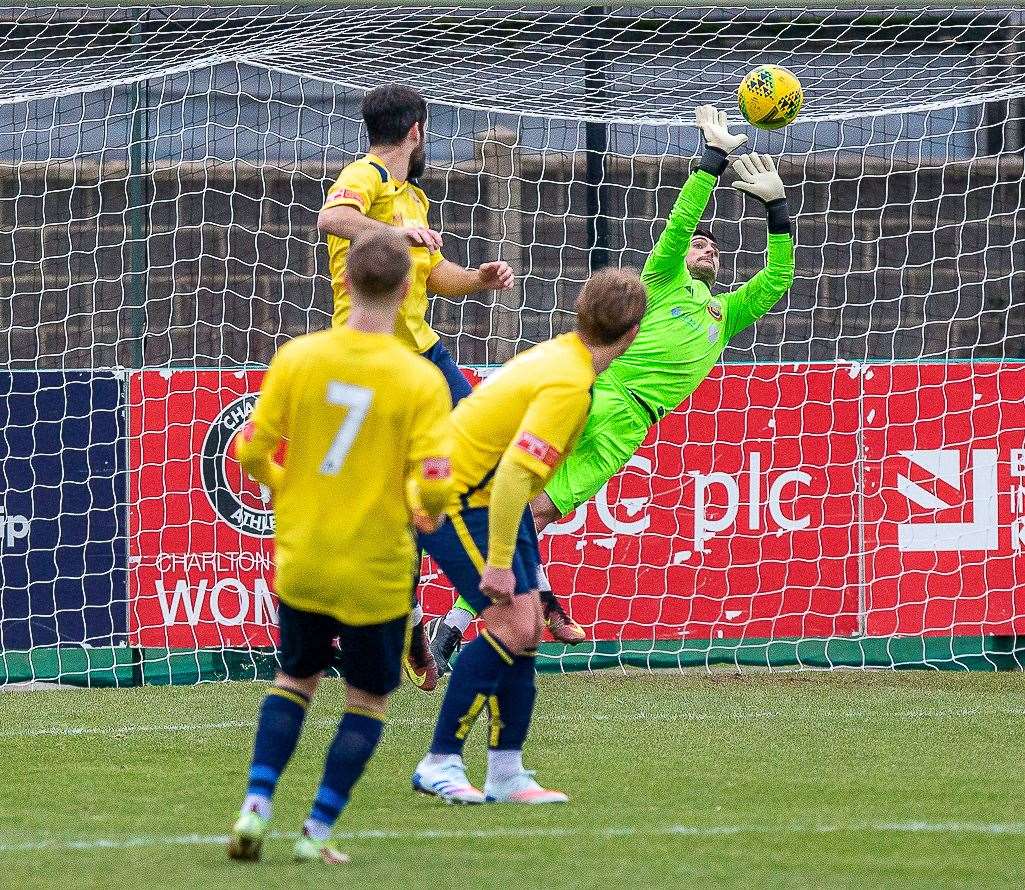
[
  {"x1": 419, "y1": 507, "x2": 541, "y2": 615},
  {"x1": 421, "y1": 340, "x2": 472, "y2": 406}
]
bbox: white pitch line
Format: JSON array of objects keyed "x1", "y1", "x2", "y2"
[
  {"x1": 3, "y1": 821, "x2": 1025, "y2": 855},
  {"x1": 3, "y1": 707, "x2": 1025, "y2": 740}
]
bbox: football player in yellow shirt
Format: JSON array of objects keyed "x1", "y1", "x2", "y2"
[
  {"x1": 318, "y1": 82, "x2": 513, "y2": 370},
  {"x1": 227, "y1": 228, "x2": 453, "y2": 865},
  {"x1": 411, "y1": 268, "x2": 648, "y2": 804},
  {"x1": 318, "y1": 82, "x2": 513, "y2": 686}
]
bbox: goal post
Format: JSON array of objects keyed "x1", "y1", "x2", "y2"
[{"x1": 1, "y1": 2, "x2": 1023, "y2": 686}]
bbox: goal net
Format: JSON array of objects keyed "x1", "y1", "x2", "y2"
[{"x1": 2, "y1": 2, "x2": 1023, "y2": 685}]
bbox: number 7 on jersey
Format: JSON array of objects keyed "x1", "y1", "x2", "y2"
[{"x1": 319, "y1": 381, "x2": 373, "y2": 475}]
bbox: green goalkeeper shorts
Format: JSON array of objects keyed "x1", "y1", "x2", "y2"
[{"x1": 544, "y1": 377, "x2": 652, "y2": 517}]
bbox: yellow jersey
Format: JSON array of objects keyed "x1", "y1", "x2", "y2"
[
  {"x1": 450, "y1": 332, "x2": 596, "y2": 510},
  {"x1": 236, "y1": 326, "x2": 452, "y2": 625},
  {"x1": 323, "y1": 154, "x2": 443, "y2": 353}
]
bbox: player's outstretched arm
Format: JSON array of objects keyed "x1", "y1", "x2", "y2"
[
  {"x1": 427, "y1": 257, "x2": 514, "y2": 297},
  {"x1": 720, "y1": 152, "x2": 796, "y2": 340},
  {"x1": 642, "y1": 105, "x2": 748, "y2": 288}
]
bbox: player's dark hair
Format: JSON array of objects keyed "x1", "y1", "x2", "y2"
[
  {"x1": 362, "y1": 84, "x2": 428, "y2": 146},
  {"x1": 347, "y1": 229, "x2": 411, "y2": 304},
  {"x1": 693, "y1": 228, "x2": 717, "y2": 245},
  {"x1": 575, "y1": 268, "x2": 648, "y2": 346}
]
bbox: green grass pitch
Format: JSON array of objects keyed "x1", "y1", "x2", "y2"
[{"x1": 2, "y1": 671, "x2": 1024, "y2": 889}]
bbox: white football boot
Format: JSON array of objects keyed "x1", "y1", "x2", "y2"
[
  {"x1": 484, "y1": 769, "x2": 569, "y2": 804},
  {"x1": 412, "y1": 754, "x2": 485, "y2": 804}
]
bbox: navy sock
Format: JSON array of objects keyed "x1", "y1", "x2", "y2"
[
  {"x1": 307, "y1": 710, "x2": 385, "y2": 831},
  {"x1": 430, "y1": 630, "x2": 515, "y2": 756},
  {"x1": 246, "y1": 686, "x2": 310, "y2": 802},
  {"x1": 490, "y1": 651, "x2": 536, "y2": 751}
]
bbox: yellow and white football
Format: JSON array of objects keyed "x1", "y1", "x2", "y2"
[{"x1": 738, "y1": 65, "x2": 804, "y2": 130}]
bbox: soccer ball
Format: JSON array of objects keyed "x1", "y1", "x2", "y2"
[{"x1": 737, "y1": 65, "x2": 804, "y2": 130}]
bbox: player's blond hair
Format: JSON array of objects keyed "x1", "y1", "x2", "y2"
[
  {"x1": 347, "y1": 229, "x2": 411, "y2": 305},
  {"x1": 575, "y1": 268, "x2": 648, "y2": 345}
]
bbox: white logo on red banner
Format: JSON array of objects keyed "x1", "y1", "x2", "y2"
[{"x1": 896, "y1": 449, "x2": 999, "y2": 552}]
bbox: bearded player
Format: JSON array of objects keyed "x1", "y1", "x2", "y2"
[
  {"x1": 318, "y1": 83, "x2": 513, "y2": 690},
  {"x1": 426, "y1": 105, "x2": 796, "y2": 673}
]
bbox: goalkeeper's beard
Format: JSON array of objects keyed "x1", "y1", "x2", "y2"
[{"x1": 688, "y1": 260, "x2": 716, "y2": 287}]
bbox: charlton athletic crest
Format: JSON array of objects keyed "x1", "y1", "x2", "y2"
[{"x1": 201, "y1": 393, "x2": 276, "y2": 538}]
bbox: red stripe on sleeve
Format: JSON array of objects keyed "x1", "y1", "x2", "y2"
[{"x1": 515, "y1": 431, "x2": 561, "y2": 469}]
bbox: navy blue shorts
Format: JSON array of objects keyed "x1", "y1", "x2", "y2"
[
  {"x1": 419, "y1": 506, "x2": 541, "y2": 615},
  {"x1": 421, "y1": 340, "x2": 472, "y2": 406},
  {"x1": 277, "y1": 601, "x2": 409, "y2": 696}
]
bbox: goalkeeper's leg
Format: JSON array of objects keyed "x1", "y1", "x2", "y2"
[{"x1": 428, "y1": 595, "x2": 474, "y2": 678}]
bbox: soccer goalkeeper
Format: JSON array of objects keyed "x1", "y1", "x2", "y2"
[{"x1": 427, "y1": 105, "x2": 795, "y2": 670}]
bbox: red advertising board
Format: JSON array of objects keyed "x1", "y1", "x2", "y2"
[
  {"x1": 129, "y1": 370, "x2": 277, "y2": 647},
  {"x1": 862, "y1": 363, "x2": 1025, "y2": 636},
  {"x1": 420, "y1": 364, "x2": 862, "y2": 641},
  {"x1": 129, "y1": 363, "x2": 1025, "y2": 649}
]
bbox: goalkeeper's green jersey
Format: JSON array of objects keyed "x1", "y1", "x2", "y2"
[{"x1": 605, "y1": 169, "x2": 795, "y2": 417}]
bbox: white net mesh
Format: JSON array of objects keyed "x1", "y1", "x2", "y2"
[
  {"x1": 1, "y1": 2, "x2": 1023, "y2": 684},
  {"x1": 3, "y1": 4, "x2": 1024, "y2": 120}
]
